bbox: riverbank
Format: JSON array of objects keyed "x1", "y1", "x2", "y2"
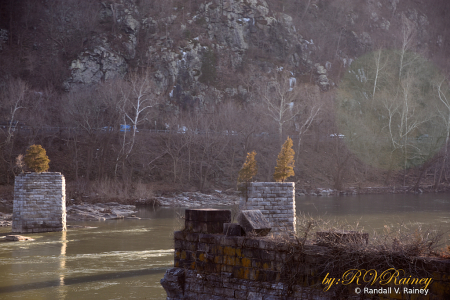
[
  {"x1": 136, "y1": 191, "x2": 240, "y2": 207},
  {"x1": 0, "y1": 191, "x2": 239, "y2": 226},
  {"x1": 300, "y1": 183, "x2": 450, "y2": 196},
  {"x1": 1, "y1": 184, "x2": 450, "y2": 227},
  {"x1": 66, "y1": 202, "x2": 138, "y2": 221},
  {"x1": 0, "y1": 212, "x2": 11, "y2": 227}
]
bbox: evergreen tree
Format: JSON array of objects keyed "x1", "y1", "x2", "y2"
[
  {"x1": 237, "y1": 151, "x2": 257, "y2": 201},
  {"x1": 237, "y1": 151, "x2": 258, "y2": 184},
  {"x1": 24, "y1": 145, "x2": 50, "y2": 173},
  {"x1": 273, "y1": 137, "x2": 295, "y2": 182}
]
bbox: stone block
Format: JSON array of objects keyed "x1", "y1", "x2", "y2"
[
  {"x1": 238, "y1": 210, "x2": 271, "y2": 236},
  {"x1": 223, "y1": 223, "x2": 245, "y2": 236},
  {"x1": 185, "y1": 209, "x2": 231, "y2": 234},
  {"x1": 185, "y1": 209, "x2": 231, "y2": 222},
  {"x1": 185, "y1": 220, "x2": 225, "y2": 234}
]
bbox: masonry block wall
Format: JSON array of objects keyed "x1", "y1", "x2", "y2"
[
  {"x1": 161, "y1": 231, "x2": 450, "y2": 300},
  {"x1": 164, "y1": 231, "x2": 325, "y2": 300},
  {"x1": 12, "y1": 172, "x2": 66, "y2": 233},
  {"x1": 240, "y1": 182, "x2": 296, "y2": 234}
]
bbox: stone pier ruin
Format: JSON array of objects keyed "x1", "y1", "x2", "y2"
[
  {"x1": 161, "y1": 208, "x2": 450, "y2": 300},
  {"x1": 12, "y1": 172, "x2": 66, "y2": 233},
  {"x1": 240, "y1": 182, "x2": 296, "y2": 234}
]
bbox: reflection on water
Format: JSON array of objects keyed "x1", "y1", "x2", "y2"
[
  {"x1": 0, "y1": 206, "x2": 183, "y2": 300},
  {"x1": 59, "y1": 231, "x2": 67, "y2": 299},
  {"x1": 0, "y1": 194, "x2": 449, "y2": 299}
]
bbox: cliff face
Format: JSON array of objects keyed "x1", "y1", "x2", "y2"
[
  {"x1": 63, "y1": 0, "x2": 321, "y2": 106},
  {"x1": 0, "y1": 0, "x2": 449, "y2": 188},
  {"x1": 1, "y1": 0, "x2": 448, "y2": 102}
]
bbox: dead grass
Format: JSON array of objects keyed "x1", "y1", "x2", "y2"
[
  {"x1": 293, "y1": 213, "x2": 447, "y2": 253},
  {"x1": 267, "y1": 214, "x2": 449, "y2": 297}
]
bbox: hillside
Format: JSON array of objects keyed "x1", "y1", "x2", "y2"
[{"x1": 1, "y1": 0, "x2": 450, "y2": 195}]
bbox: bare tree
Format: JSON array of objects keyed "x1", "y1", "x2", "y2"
[
  {"x1": 1, "y1": 79, "x2": 27, "y2": 143},
  {"x1": 337, "y1": 49, "x2": 446, "y2": 186},
  {"x1": 382, "y1": 71, "x2": 433, "y2": 185},
  {"x1": 159, "y1": 116, "x2": 191, "y2": 183},
  {"x1": 434, "y1": 79, "x2": 450, "y2": 189},
  {"x1": 115, "y1": 71, "x2": 162, "y2": 179},
  {"x1": 0, "y1": 78, "x2": 28, "y2": 183},
  {"x1": 293, "y1": 84, "x2": 322, "y2": 160},
  {"x1": 65, "y1": 88, "x2": 106, "y2": 181},
  {"x1": 372, "y1": 48, "x2": 389, "y2": 99},
  {"x1": 257, "y1": 69, "x2": 302, "y2": 145},
  {"x1": 188, "y1": 110, "x2": 231, "y2": 191},
  {"x1": 398, "y1": 14, "x2": 417, "y2": 79}
]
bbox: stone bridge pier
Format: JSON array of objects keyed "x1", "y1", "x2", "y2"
[
  {"x1": 12, "y1": 172, "x2": 66, "y2": 233},
  {"x1": 240, "y1": 182, "x2": 296, "y2": 234}
]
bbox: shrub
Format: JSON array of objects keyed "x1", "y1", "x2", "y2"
[
  {"x1": 237, "y1": 151, "x2": 258, "y2": 200},
  {"x1": 273, "y1": 137, "x2": 295, "y2": 182},
  {"x1": 237, "y1": 150, "x2": 258, "y2": 184},
  {"x1": 24, "y1": 145, "x2": 50, "y2": 173}
]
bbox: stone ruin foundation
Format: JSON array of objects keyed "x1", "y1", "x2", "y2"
[
  {"x1": 12, "y1": 172, "x2": 66, "y2": 233},
  {"x1": 161, "y1": 208, "x2": 450, "y2": 300},
  {"x1": 240, "y1": 182, "x2": 296, "y2": 234}
]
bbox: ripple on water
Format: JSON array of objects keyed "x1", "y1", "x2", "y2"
[
  {"x1": 87, "y1": 228, "x2": 154, "y2": 234},
  {"x1": 433, "y1": 199, "x2": 450, "y2": 203},
  {"x1": 72, "y1": 249, "x2": 174, "y2": 259},
  {"x1": 75, "y1": 281, "x2": 120, "y2": 292},
  {"x1": 0, "y1": 249, "x2": 174, "y2": 266}
]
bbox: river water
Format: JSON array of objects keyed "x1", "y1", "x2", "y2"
[{"x1": 0, "y1": 194, "x2": 449, "y2": 300}]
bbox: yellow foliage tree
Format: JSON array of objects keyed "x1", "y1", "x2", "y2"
[
  {"x1": 273, "y1": 137, "x2": 295, "y2": 182},
  {"x1": 237, "y1": 151, "x2": 258, "y2": 184},
  {"x1": 24, "y1": 145, "x2": 50, "y2": 173}
]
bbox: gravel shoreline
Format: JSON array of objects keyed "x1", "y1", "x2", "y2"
[{"x1": 136, "y1": 191, "x2": 240, "y2": 207}]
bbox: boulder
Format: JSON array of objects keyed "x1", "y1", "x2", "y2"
[
  {"x1": 5, "y1": 235, "x2": 34, "y2": 241},
  {"x1": 237, "y1": 210, "x2": 271, "y2": 236},
  {"x1": 160, "y1": 267, "x2": 185, "y2": 299}
]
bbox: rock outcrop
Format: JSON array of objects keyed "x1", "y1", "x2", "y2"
[
  {"x1": 64, "y1": 45, "x2": 128, "y2": 91},
  {"x1": 64, "y1": 0, "x2": 140, "y2": 90},
  {"x1": 62, "y1": 0, "x2": 439, "y2": 105},
  {"x1": 66, "y1": 202, "x2": 136, "y2": 221},
  {"x1": 64, "y1": 0, "x2": 317, "y2": 105}
]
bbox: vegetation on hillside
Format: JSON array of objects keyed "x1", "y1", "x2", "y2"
[{"x1": 0, "y1": 0, "x2": 450, "y2": 193}]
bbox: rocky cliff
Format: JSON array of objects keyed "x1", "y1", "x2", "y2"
[
  {"x1": 58, "y1": 0, "x2": 448, "y2": 107},
  {"x1": 1, "y1": 0, "x2": 448, "y2": 103}
]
